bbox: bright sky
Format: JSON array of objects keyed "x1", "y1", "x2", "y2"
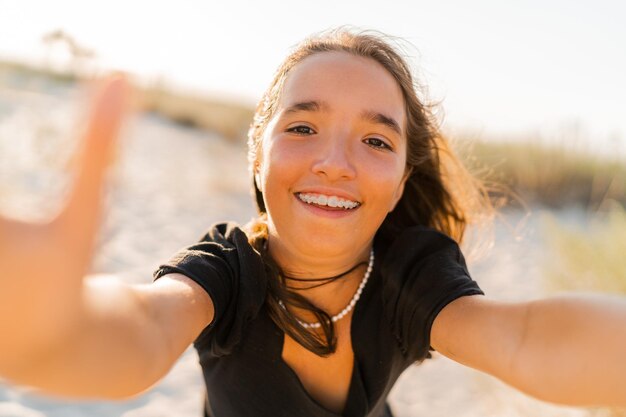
[{"x1": 1, "y1": 0, "x2": 625, "y2": 151}]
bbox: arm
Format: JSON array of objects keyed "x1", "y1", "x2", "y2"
[
  {"x1": 3, "y1": 273, "x2": 214, "y2": 399},
  {"x1": 0, "y1": 77, "x2": 213, "y2": 398},
  {"x1": 431, "y1": 293, "x2": 626, "y2": 407},
  {"x1": 0, "y1": 76, "x2": 128, "y2": 369}
]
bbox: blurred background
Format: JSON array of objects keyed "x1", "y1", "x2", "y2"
[{"x1": 0, "y1": 0, "x2": 625, "y2": 416}]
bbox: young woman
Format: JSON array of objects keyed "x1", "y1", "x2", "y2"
[{"x1": 0, "y1": 29, "x2": 625, "y2": 417}]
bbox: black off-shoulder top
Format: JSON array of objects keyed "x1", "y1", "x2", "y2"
[{"x1": 153, "y1": 222, "x2": 483, "y2": 417}]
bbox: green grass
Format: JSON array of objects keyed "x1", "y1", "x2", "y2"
[
  {"x1": 458, "y1": 140, "x2": 626, "y2": 209},
  {"x1": 138, "y1": 86, "x2": 254, "y2": 142},
  {"x1": 0, "y1": 60, "x2": 78, "y2": 85},
  {"x1": 0, "y1": 58, "x2": 255, "y2": 142}
]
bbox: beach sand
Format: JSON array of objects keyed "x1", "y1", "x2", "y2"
[{"x1": 0, "y1": 85, "x2": 592, "y2": 417}]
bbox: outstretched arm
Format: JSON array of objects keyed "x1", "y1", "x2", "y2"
[
  {"x1": 0, "y1": 77, "x2": 214, "y2": 398},
  {"x1": 4, "y1": 273, "x2": 213, "y2": 399},
  {"x1": 431, "y1": 293, "x2": 626, "y2": 407}
]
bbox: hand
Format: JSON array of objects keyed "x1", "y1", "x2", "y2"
[{"x1": 0, "y1": 76, "x2": 131, "y2": 365}]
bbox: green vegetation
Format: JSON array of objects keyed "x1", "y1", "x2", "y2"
[
  {"x1": 458, "y1": 140, "x2": 626, "y2": 209},
  {"x1": 0, "y1": 58, "x2": 255, "y2": 142},
  {"x1": 541, "y1": 206, "x2": 626, "y2": 294},
  {"x1": 0, "y1": 60, "x2": 78, "y2": 89},
  {"x1": 139, "y1": 86, "x2": 254, "y2": 142}
]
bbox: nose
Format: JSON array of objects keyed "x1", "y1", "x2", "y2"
[{"x1": 311, "y1": 134, "x2": 357, "y2": 181}]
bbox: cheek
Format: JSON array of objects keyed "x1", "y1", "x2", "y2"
[
  {"x1": 362, "y1": 154, "x2": 407, "y2": 201},
  {"x1": 259, "y1": 140, "x2": 302, "y2": 202},
  {"x1": 376, "y1": 172, "x2": 406, "y2": 212}
]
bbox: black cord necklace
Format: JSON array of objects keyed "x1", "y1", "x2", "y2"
[
  {"x1": 262, "y1": 238, "x2": 369, "y2": 290},
  {"x1": 283, "y1": 260, "x2": 367, "y2": 290}
]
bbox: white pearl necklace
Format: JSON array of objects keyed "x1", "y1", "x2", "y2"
[{"x1": 279, "y1": 249, "x2": 374, "y2": 329}]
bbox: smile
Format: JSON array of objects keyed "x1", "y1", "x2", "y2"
[{"x1": 296, "y1": 192, "x2": 361, "y2": 210}]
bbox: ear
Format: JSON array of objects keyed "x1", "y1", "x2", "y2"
[{"x1": 389, "y1": 168, "x2": 411, "y2": 212}]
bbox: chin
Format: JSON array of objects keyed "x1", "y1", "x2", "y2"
[
  {"x1": 299, "y1": 235, "x2": 350, "y2": 257},
  {"x1": 266, "y1": 210, "x2": 379, "y2": 261},
  {"x1": 295, "y1": 224, "x2": 372, "y2": 259}
]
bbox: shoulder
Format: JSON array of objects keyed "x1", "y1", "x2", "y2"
[
  {"x1": 154, "y1": 220, "x2": 265, "y2": 298},
  {"x1": 378, "y1": 225, "x2": 467, "y2": 280},
  {"x1": 375, "y1": 225, "x2": 483, "y2": 361},
  {"x1": 153, "y1": 221, "x2": 268, "y2": 356},
  {"x1": 199, "y1": 221, "x2": 248, "y2": 243},
  {"x1": 156, "y1": 222, "x2": 257, "y2": 272}
]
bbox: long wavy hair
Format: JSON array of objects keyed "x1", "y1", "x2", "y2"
[{"x1": 244, "y1": 28, "x2": 493, "y2": 356}]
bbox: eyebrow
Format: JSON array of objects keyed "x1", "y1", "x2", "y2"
[
  {"x1": 283, "y1": 100, "x2": 326, "y2": 114},
  {"x1": 360, "y1": 110, "x2": 403, "y2": 136},
  {"x1": 282, "y1": 100, "x2": 402, "y2": 136}
]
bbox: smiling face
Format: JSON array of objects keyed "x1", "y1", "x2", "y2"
[{"x1": 256, "y1": 51, "x2": 409, "y2": 271}]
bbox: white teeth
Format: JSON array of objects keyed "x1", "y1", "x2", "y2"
[{"x1": 297, "y1": 193, "x2": 359, "y2": 209}]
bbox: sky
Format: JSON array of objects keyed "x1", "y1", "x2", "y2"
[{"x1": 1, "y1": 0, "x2": 625, "y2": 152}]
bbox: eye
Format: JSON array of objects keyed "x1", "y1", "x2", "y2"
[
  {"x1": 364, "y1": 137, "x2": 393, "y2": 151},
  {"x1": 286, "y1": 125, "x2": 316, "y2": 135}
]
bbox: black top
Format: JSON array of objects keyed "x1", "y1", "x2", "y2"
[{"x1": 153, "y1": 222, "x2": 483, "y2": 417}]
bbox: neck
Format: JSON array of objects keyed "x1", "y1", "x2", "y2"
[
  {"x1": 267, "y1": 233, "x2": 372, "y2": 284},
  {"x1": 266, "y1": 231, "x2": 374, "y2": 316}
]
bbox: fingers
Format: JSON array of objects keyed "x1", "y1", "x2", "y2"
[{"x1": 54, "y1": 75, "x2": 132, "y2": 263}]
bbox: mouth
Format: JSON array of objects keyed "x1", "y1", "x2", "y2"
[{"x1": 295, "y1": 192, "x2": 361, "y2": 211}]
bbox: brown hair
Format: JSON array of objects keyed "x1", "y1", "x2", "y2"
[{"x1": 245, "y1": 28, "x2": 493, "y2": 356}]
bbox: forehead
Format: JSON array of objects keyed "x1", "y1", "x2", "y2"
[{"x1": 278, "y1": 51, "x2": 406, "y2": 127}]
